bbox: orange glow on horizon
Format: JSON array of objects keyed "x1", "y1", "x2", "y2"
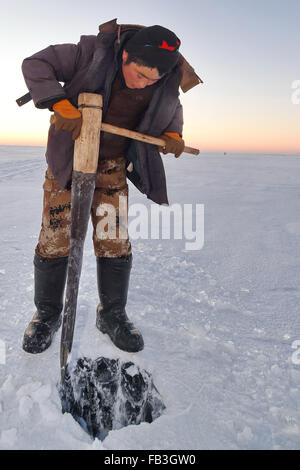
[
  {"x1": 0, "y1": 122, "x2": 299, "y2": 155},
  {"x1": 1, "y1": 136, "x2": 299, "y2": 155},
  {"x1": 0, "y1": 136, "x2": 47, "y2": 147}
]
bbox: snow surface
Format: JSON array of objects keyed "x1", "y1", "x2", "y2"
[{"x1": 0, "y1": 145, "x2": 300, "y2": 450}]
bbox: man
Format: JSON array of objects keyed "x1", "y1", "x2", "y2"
[{"x1": 19, "y1": 18, "x2": 200, "y2": 355}]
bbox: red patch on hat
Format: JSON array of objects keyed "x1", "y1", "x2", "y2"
[{"x1": 158, "y1": 40, "x2": 176, "y2": 51}]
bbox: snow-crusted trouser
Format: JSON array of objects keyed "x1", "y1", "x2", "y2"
[{"x1": 35, "y1": 157, "x2": 132, "y2": 259}]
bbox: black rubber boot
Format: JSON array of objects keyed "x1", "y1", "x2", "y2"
[
  {"x1": 96, "y1": 254, "x2": 144, "y2": 353},
  {"x1": 22, "y1": 253, "x2": 68, "y2": 354}
]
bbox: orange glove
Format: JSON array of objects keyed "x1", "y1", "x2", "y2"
[
  {"x1": 53, "y1": 99, "x2": 82, "y2": 140},
  {"x1": 158, "y1": 132, "x2": 185, "y2": 158}
]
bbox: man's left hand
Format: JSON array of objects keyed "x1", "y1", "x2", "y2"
[{"x1": 158, "y1": 132, "x2": 185, "y2": 158}]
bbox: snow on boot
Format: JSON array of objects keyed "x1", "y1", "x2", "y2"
[
  {"x1": 96, "y1": 255, "x2": 144, "y2": 353},
  {"x1": 22, "y1": 253, "x2": 68, "y2": 354}
]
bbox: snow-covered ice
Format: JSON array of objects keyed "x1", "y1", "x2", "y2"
[{"x1": 0, "y1": 145, "x2": 300, "y2": 449}]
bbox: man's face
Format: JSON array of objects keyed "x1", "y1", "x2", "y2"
[{"x1": 122, "y1": 50, "x2": 162, "y2": 89}]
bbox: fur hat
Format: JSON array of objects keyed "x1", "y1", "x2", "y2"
[{"x1": 124, "y1": 25, "x2": 181, "y2": 75}]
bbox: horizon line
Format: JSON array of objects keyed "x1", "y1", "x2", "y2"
[{"x1": 0, "y1": 143, "x2": 299, "y2": 157}]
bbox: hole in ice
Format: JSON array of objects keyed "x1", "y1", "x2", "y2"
[{"x1": 58, "y1": 356, "x2": 165, "y2": 441}]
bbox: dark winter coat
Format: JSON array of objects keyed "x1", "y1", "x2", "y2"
[{"x1": 21, "y1": 19, "x2": 200, "y2": 205}]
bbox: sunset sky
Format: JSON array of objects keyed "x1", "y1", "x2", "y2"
[{"x1": 0, "y1": 0, "x2": 299, "y2": 154}]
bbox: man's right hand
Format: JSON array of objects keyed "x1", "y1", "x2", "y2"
[
  {"x1": 53, "y1": 99, "x2": 82, "y2": 140},
  {"x1": 158, "y1": 132, "x2": 185, "y2": 158}
]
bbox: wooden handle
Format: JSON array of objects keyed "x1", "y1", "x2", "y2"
[
  {"x1": 73, "y1": 93, "x2": 102, "y2": 173},
  {"x1": 100, "y1": 123, "x2": 200, "y2": 155},
  {"x1": 50, "y1": 97, "x2": 200, "y2": 157}
]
